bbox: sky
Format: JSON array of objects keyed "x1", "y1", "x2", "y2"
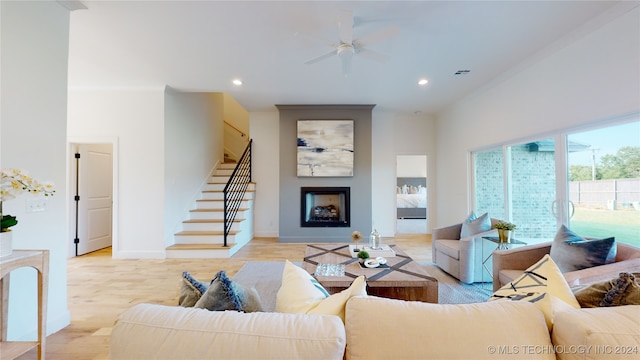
[{"x1": 568, "y1": 120, "x2": 640, "y2": 166}]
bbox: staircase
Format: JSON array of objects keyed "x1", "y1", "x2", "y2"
[{"x1": 166, "y1": 162, "x2": 255, "y2": 258}]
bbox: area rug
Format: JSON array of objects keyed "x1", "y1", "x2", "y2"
[
  {"x1": 417, "y1": 261, "x2": 493, "y2": 304},
  {"x1": 232, "y1": 261, "x2": 492, "y2": 312}
]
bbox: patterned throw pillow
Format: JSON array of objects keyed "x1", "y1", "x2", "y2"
[
  {"x1": 489, "y1": 254, "x2": 580, "y2": 330},
  {"x1": 194, "y1": 270, "x2": 264, "y2": 312},
  {"x1": 276, "y1": 260, "x2": 366, "y2": 322},
  {"x1": 549, "y1": 225, "x2": 616, "y2": 273},
  {"x1": 460, "y1": 211, "x2": 491, "y2": 238},
  {"x1": 178, "y1": 271, "x2": 209, "y2": 307},
  {"x1": 573, "y1": 272, "x2": 640, "y2": 307}
]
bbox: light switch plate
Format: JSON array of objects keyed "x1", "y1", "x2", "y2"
[{"x1": 26, "y1": 198, "x2": 47, "y2": 213}]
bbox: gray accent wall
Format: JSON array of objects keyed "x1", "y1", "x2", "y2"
[{"x1": 276, "y1": 105, "x2": 374, "y2": 243}]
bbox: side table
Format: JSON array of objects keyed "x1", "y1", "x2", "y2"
[
  {"x1": 481, "y1": 237, "x2": 527, "y2": 284},
  {"x1": 1, "y1": 250, "x2": 49, "y2": 360}
]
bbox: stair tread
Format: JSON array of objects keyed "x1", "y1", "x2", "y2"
[
  {"x1": 182, "y1": 219, "x2": 244, "y2": 223},
  {"x1": 189, "y1": 208, "x2": 249, "y2": 212},
  {"x1": 166, "y1": 244, "x2": 235, "y2": 250},
  {"x1": 202, "y1": 188, "x2": 256, "y2": 192},
  {"x1": 175, "y1": 230, "x2": 239, "y2": 235}
]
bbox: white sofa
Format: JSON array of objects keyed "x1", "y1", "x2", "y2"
[{"x1": 109, "y1": 297, "x2": 640, "y2": 360}]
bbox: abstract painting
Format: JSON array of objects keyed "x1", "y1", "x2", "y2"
[{"x1": 297, "y1": 120, "x2": 354, "y2": 177}]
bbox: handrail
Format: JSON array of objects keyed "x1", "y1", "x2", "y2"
[
  {"x1": 223, "y1": 139, "x2": 252, "y2": 247},
  {"x1": 224, "y1": 121, "x2": 247, "y2": 138}
]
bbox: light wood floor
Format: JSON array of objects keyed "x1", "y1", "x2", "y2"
[{"x1": 18, "y1": 235, "x2": 432, "y2": 359}]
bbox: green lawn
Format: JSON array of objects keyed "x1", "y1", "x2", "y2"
[{"x1": 571, "y1": 207, "x2": 640, "y2": 248}]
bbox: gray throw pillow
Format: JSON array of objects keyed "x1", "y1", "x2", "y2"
[
  {"x1": 194, "y1": 270, "x2": 264, "y2": 312},
  {"x1": 460, "y1": 212, "x2": 491, "y2": 238},
  {"x1": 549, "y1": 225, "x2": 616, "y2": 273},
  {"x1": 178, "y1": 271, "x2": 209, "y2": 307},
  {"x1": 573, "y1": 272, "x2": 640, "y2": 307}
]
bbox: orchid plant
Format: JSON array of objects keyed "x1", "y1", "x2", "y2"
[{"x1": 1, "y1": 168, "x2": 55, "y2": 231}]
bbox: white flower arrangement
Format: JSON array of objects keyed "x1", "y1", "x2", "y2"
[{"x1": 1, "y1": 168, "x2": 55, "y2": 231}]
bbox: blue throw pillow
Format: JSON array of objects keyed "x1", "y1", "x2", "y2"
[
  {"x1": 549, "y1": 225, "x2": 616, "y2": 273},
  {"x1": 460, "y1": 212, "x2": 491, "y2": 238}
]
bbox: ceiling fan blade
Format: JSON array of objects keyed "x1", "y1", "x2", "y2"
[
  {"x1": 354, "y1": 26, "x2": 399, "y2": 48},
  {"x1": 304, "y1": 49, "x2": 338, "y2": 65},
  {"x1": 338, "y1": 9, "x2": 354, "y2": 44},
  {"x1": 357, "y1": 48, "x2": 391, "y2": 63}
]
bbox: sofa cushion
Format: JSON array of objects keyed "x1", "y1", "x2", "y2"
[
  {"x1": 573, "y1": 272, "x2": 640, "y2": 308},
  {"x1": 194, "y1": 270, "x2": 263, "y2": 312},
  {"x1": 549, "y1": 225, "x2": 616, "y2": 273},
  {"x1": 345, "y1": 296, "x2": 554, "y2": 360},
  {"x1": 275, "y1": 260, "x2": 366, "y2": 321},
  {"x1": 434, "y1": 239, "x2": 461, "y2": 259},
  {"x1": 178, "y1": 271, "x2": 209, "y2": 307},
  {"x1": 552, "y1": 306, "x2": 640, "y2": 360},
  {"x1": 110, "y1": 303, "x2": 346, "y2": 360},
  {"x1": 490, "y1": 254, "x2": 580, "y2": 330},
  {"x1": 460, "y1": 211, "x2": 491, "y2": 238}
]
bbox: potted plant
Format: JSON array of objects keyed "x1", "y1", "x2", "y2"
[
  {"x1": 1, "y1": 168, "x2": 55, "y2": 257},
  {"x1": 357, "y1": 250, "x2": 370, "y2": 264},
  {"x1": 494, "y1": 221, "x2": 516, "y2": 242}
]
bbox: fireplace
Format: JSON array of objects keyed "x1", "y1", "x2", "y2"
[{"x1": 301, "y1": 187, "x2": 350, "y2": 227}]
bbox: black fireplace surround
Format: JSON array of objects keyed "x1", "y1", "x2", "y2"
[{"x1": 300, "y1": 187, "x2": 350, "y2": 227}]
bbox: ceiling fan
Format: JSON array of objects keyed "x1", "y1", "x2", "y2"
[{"x1": 304, "y1": 10, "x2": 399, "y2": 76}]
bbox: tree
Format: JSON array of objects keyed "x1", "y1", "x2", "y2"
[
  {"x1": 569, "y1": 165, "x2": 599, "y2": 181},
  {"x1": 599, "y1": 146, "x2": 640, "y2": 179}
]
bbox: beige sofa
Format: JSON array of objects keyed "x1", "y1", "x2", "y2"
[
  {"x1": 110, "y1": 297, "x2": 640, "y2": 360},
  {"x1": 492, "y1": 242, "x2": 640, "y2": 292}
]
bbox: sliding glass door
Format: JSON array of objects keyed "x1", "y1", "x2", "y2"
[
  {"x1": 567, "y1": 121, "x2": 640, "y2": 247},
  {"x1": 474, "y1": 139, "x2": 558, "y2": 239},
  {"x1": 473, "y1": 117, "x2": 639, "y2": 245}
]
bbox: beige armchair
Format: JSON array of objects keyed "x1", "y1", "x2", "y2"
[
  {"x1": 492, "y1": 241, "x2": 640, "y2": 292},
  {"x1": 431, "y1": 218, "x2": 500, "y2": 284}
]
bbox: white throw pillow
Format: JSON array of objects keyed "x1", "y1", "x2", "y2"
[
  {"x1": 276, "y1": 260, "x2": 366, "y2": 321},
  {"x1": 489, "y1": 254, "x2": 580, "y2": 330},
  {"x1": 460, "y1": 211, "x2": 491, "y2": 238}
]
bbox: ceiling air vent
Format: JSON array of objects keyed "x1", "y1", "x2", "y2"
[{"x1": 454, "y1": 70, "x2": 471, "y2": 75}]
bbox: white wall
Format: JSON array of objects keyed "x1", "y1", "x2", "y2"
[
  {"x1": 250, "y1": 111, "x2": 280, "y2": 237},
  {"x1": 164, "y1": 91, "x2": 224, "y2": 245},
  {"x1": 435, "y1": 5, "x2": 640, "y2": 227},
  {"x1": 67, "y1": 88, "x2": 166, "y2": 258},
  {"x1": 1, "y1": 0, "x2": 71, "y2": 339}
]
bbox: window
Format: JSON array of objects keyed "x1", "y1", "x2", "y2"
[
  {"x1": 567, "y1": 121, "x2": 640, "y2": 247},
  {"x1": 473, "y1": 118, "x2": 639, "y2": 246},
  {"x1": 474, "y1": 139, "x2": 557, "y2": 239}
]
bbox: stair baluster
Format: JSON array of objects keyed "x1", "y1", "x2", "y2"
[{"x1": 223, "y1": 139, "x2": 252, "y2": 247}]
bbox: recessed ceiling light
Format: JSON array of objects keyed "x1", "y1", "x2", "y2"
[
  {"x1": 232, "y1": 79, "x2": 243, "y2": 86},
  {"x1": 418, "y1": 79, "x2": 428, "y2": 85}
]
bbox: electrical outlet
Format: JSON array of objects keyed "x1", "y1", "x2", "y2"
[{"x1": 26, "y1": 198, "x2": 47, "y2": 213}]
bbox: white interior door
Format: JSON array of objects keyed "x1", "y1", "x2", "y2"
[{"x1": 76, "y1": 144, "x2": 113, "y2": 255}]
